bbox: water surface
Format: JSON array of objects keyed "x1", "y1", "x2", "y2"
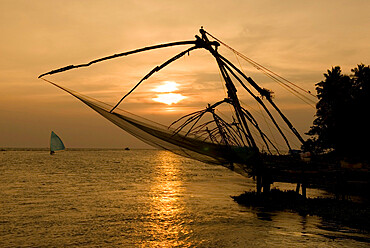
[{"x1": 0, "y1": 149, "x2": 368, "y2": 247}]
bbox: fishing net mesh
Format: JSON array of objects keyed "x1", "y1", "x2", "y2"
[{"x1": 49, "y1": 80, "x2": 255, "y2": 176}]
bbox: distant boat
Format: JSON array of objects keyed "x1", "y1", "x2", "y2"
[
  {"x1": 124, "y1": 147, "x2": 130, "y2": 151},
  {"x1": 50, "y1": 131, "x2": 65, "y2": 155}
]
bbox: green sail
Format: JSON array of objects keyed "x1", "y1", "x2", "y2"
[{"x1": 50, "y1": 131, "x2": 65, "y2": 153}]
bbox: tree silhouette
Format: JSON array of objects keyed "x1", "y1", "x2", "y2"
[{"x1": 305, "y1": 64, "x2": 370, "y2": 160}]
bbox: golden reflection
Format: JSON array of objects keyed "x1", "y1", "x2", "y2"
[{"x1": 144, "y1": 151, "x2": 192, "y2": 247}]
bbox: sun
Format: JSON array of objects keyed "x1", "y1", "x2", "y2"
[
  {"x1": 152, "y1": 81, "x2": 187, "y2": 105},
  {"x1": 152, "y1": 81, "x2": 179, "y2": 93},
  {"x1": 153, "y1": 93, "x2": 187, "y2": 105}
]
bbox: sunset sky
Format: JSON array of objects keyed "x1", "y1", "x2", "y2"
[{"x1": 1, "y1": 0, "x2": 369, "y2": 148}]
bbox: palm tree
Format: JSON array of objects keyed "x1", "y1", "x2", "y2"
[{"x1": 306, "y1": 66, "x2": 352, "y2": 155}]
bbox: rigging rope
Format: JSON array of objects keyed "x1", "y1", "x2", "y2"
[{"x1": 204, "y1": 30, "x2": 317, "y2": 108}]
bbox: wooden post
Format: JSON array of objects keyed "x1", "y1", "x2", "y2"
[
  {"x1": 302, "y1": 183, "x2": 306, "y2": 199},
  {"x1": 295, "y1": 183, "x2": 300, "y2": 194},
  {"x1": 263, "y1": 180, "x2": 271, "y2": 194},
  {"x1": 262, "y1": 175, "x2": 271, "y2": 194},
  {"x1": 256, "y1": 174, "x2": 262, "y2": 194}
]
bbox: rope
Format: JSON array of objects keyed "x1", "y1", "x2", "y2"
[{"x1": 204, "y1": 30, "x2": 317, "y2": 107}]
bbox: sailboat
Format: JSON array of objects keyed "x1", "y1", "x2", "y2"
[
  {"x1": 50, "y1": 131, "x2": 65, "y2": 155},
  {"x1": 39, "y1": 28, "x2": 319, "y2": 192}
]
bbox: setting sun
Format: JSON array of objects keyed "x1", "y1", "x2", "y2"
[
  {"x1": 152, "y1": 81, "x2": 179, "y2": 93},
  {"x1": 153, "y1": 93, "x2": 187, "y2": 105},
  {"x1": 152, "y1": 81, "x2": 187, "y2": 105}
]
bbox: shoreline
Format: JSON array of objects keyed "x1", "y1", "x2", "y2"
[{"x1": 232, "y1": 189, "x2": 370, "y2": 231}]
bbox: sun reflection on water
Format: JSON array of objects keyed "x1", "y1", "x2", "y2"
[{"x1": 144, "y1": 151, "x2": 193, "y2": 247}]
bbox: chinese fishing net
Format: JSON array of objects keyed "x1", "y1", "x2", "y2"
[{"x1": 43, "y1": 79, "x2": 255, "y2": 177}]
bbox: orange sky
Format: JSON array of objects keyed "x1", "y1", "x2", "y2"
[{"x1": 1, "y1": 0, "x2": 369, "y2": 148}]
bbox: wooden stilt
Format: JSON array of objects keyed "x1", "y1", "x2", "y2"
[
  {"x1": 263, "y1": 181, "x2": 271, "y2": 194},
  {"x1": 257, "y1": 176, "x2": 262, "y2": 194},
  {"x1": 296, "y1": 183, "x2": 300, "y2": 194},
  {"x1": 262, "y1": 175, "x2": 271, "y2": 194},
  {"x1": 302, "y1": 183, "x2": 306, "y2": 199}
]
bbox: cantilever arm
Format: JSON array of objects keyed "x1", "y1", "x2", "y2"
[
  {"x1": 109, "y1": 45, "x2": 200, "y2": 113},
  {"x1": 219, "y1": 54, "x2": 305, "y2": 145},
  {"x1": 38, "y1": 40, "x2": 198, "y2": 78}
]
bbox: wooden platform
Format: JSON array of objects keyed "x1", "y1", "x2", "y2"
[{"x1": 260, "y1": 154, "x2": 370, "y2": 197}]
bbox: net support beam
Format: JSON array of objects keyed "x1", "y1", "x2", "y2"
[{"x1": 38, "y1": 40, "x2": 198, "y2": 78}]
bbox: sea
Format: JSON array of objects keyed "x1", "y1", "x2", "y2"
[{"x1": 0, "y1": 149, "x2": 369, "y2": 247}]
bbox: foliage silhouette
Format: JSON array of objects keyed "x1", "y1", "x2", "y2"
[{"x1": 305, "y1": 64, "x2": 370, "y2": 161}]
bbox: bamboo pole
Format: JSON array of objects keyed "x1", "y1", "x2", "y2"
[
  {"x1": 219, "y1": 54, "x2": 305, "y2": 146},
  {"x1": 38, "y1": 40, "x2": 198, "y2": 78}
]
